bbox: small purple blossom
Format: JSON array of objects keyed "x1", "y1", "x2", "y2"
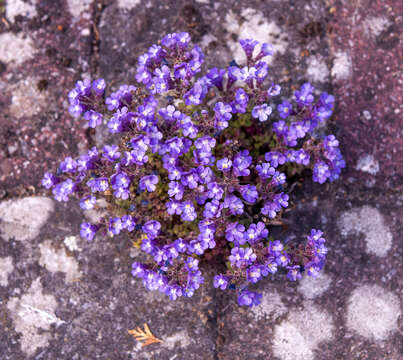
[
  {"x1": 237, "y1": 290, "x2": 262, "y2": 307},
  {"x1": 80, "y1": 222, "x2": 98, "y2": 241},
  {"x1": 139, "y1": 175, "x2": 159, "y2": 192},
  {"x1": 252, "y1": 104, "x2": 272, "y2": 122},
  {"x1": 214, "y1": 274, "x2": 229, "y2": 290},
  {"x1": 80, "y1": 195, "x2": 96, "y2": 210}
]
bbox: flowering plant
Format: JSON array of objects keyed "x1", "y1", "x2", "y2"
[{"x1": 42, "y1": 33, "x2": 344, "y2": 307}]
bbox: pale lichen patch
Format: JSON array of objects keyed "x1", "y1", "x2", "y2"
[
  {"x1": 0, "y1": 256, "x2": 14, "y2": 286},
  {"x1": 10, "y1": 77, "x2": 49, "y2": 119},
  {"x1": 355, "y1": 154, "x2": 380, "y2": 175},
  {"x1": 250, "y1": 289, "x2": 287, "y2": 321},
  {"x1": 363, "y1": 16, "x2": 391, "y2": 38},
  {"x1": 306, "y1": 55, "x2": 329, "y2": 83},
  {"x1": 272, "y1": 302, "x2": 334, "y2": 360},
  {"x1": 5, "y1": 0, "x2": 37, "y2": 23},
  {"x1": 0, "y1": 197, "x2": 54, "y2": 242},
  {"x1": 39, "y1": 240, "x2": 81, "y2": 283},
  {"x1": 162, "y1": 330, "x2": 191, "y2": 350},
  {"x1": 0, "y1": 32, "x2": 36, "y2": 66},
  {"x1": 331, "y1": 51, "x2": 352, "y2": 81},
  {"x1": 338, "y1": 206, "x2": 392, "y2": 257},
  {"x1": 117, "y1": 0, "x2": 141, "y2": 10},
  {"x1": 7, "y1": 278, "x2": 63, "y2": 355},
  {"x1": 67, "y1": 0, "x2": 93, "y2": 19},
  {"x1": 346, "y1": 285, "x2": 400, "y2": 340},
  {"x1": 298, "y1": 272, "x2": 331, "y2": 299},
  {"x1": 64, "y1": 235, "x2": 81, "y2": 252}
]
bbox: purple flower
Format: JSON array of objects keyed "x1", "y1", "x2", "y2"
[
  {"x1": 305, "y1": 261, "x2": 321, "y2": 277},
  {"x1": 168, "y1": 181, "x2": 184, "y2": 200},
  {"x1": 112, "y1": 172, "x2": 131, "y2": 190},
  {"x1": 256, "y1": 163, "x2": 275, "y2": 179},
  {"x1": 233, "y1": 150, "x2": 252, "y2": 177},
  {"x1": 261, "y1": 192, "x2": 289, "y2": 218},
  {"x1": 313, "y1": 161, "x2": 331, "y2": 184},
  {"x1": 166, "y1": 200, "x2": 183, "y2": 216},
  {"x1": 259, "y1": 43, "x2": 274, "y2": 57},
  {"x1": 177, "y1": 32, "x2": 191, "y2": 48},
  {"x1": 255, "y1": 62, "x2": 268, "y2": 82},
  {"x1": 121, "y1": 215, "x2": 136, "y2": 232},
  {"x1": 80, "y1": 222, "x2": 98, "y2": 241},
  {"x1": 131, "y1": 262, "x2": 146, "y2": 278},
  {"x1": 252, "y1": 104, "x2": 272, "y2": 122},
  {"x1": 213, "y1": 274, "x2": 229, "y2": 290},
  {"x1": 239, "y1": 38, "x2": 259, "y2": 58},
  {"x1": 237, "y1": 290, "x2": 262, "y2": 307},
  {"x1": 245, "y1": 222, "x2": 268, "y2": 244},
  {"x1": 203, "y1": 199, "x2": 221, "y2": 219},
  {"x1": 139, "y1": 175, "x2": 159, "y2": 192},
  {"x1": 92, "y1": 78, "x2": 106, "y2": 96},
  {"x1": 80, "y1": 195, "x2": 96, "y2": 210},
  {"x1": 84, "y1": 110, "x2": 103, "y2": 128},
  {"x1": 247, "y1": 265, "x2": 262, "y2": 284},
  {"x1": 271, "y1": 171, "x2": 286, "y2": 186},
  {"x1": 174, "y1": 238, "x2": 187, "y2": 253},
  {"x1": 143, "y1": 270, "x2": 159, "y2": 291},
  {"x1": 193, "y1": 168, "x2": 211, "y2": 186},
  {"x1": 59, "y1": 157, "x2": 77, "y2": 173},
  {"x1": 276, "y1": 253, "x2": 290, "y2": 267},
  {"x1": 272, "y1": 120, "x2": 288, "y2": 138},
  {"x1": 188, "y1": 240, "x2": 206, "y2": 255},
  {"x1": 269, "y1": 240, "x2": 283, "y2": 256},
  {"x1": 223, "y1": 194, "x2": 244, "y2": 215},
  {"x1": 166, "y1": 285, "x2": 183, "y2": 300},
  {"x1": 53, "y1": 179, "x2": 75, "y2": 202},
  {"x1": 214, "y1": 102, "x2": 232, "y2": 121},
  {"x1": 229, "y1": 247, "x2": 256, "y2": 268},
  {"x1": 153, "y1": 247, "x2": 168, "y2": 264},
  {"x1": 87, "y1": 177, "x2": 109, "y2": 193},
  {"x1": 240, "y1": 184, "x2": 258, "y2": 204},
  {"x1": 294, "y1": 82, "x2": 314, "y2": 105},
  {"x1": 207, "y1": 182, "x2": 224, "y2": 200},
  {"x1": 141, "y1": 237, "x2": 155, "y2": 254},
  {"x1": 290, "y1": 121, "x2": 308, "y2": 139},
  {"x1": 181, "y1": 171, "x2": 199, "y2": 189},
  {"x1": 181, "y1": 201, "x2": 197, "y2": 222},
  {"x1": 267, "y1": 83, "x2": 281, "y2": 97},
  {"x1": 277, "y1": 101, "x2": 292, "y2": 119},
  {"x1": 76, "y1": 154, "x2": 93, "y2": 172},
  {"x1": 42, "y1": 172, "x2": 58, "y2": 189},
  {"x1": 235, "y1": 88, "x2": 249, "y2": 105},
  {"x1": 206, "y1": 67, "x2": 226, "y2": 91},
  {"x1": 216, "y1": 158, "x2": 232, "y2": 172},
  {"x1": 133, "y1": 148, "x2": 149, "y2": 165},
  {"x1": 286, "y1": 265, "x2": 302, "y2": 281},
  {"x1": 308, "y1": 229, "x2": 324, "y2": 242},
  {"x1": 265, "y1": 151, "x2": 286, "y2": 168},
  {"x1": 266, "y1": 259, "x2": 278, "y2": 274},
  {"x1": 225, "y1": 222, "x2": 246, "y2": 245},
  {"x1": 294, "y1": 149, "x2": 311, "y2": 166},
  {"x1": 103, "y1": 145, "x2": 121, "y2": 162},
  {"x1": 108, "y1": 217, "x2": 123, "y2": 236},
  {"x1": 142, "y1": 220, "x2": 161, "y2": 239}
]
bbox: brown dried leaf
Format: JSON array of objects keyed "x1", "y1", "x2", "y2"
[{"x1": 128, "y1": 323, "x2": 163, "y2": 348}]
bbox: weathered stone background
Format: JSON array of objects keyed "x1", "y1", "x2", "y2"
[{"x1": 0, "y1": 0, "x2": 401, "y2": 359}]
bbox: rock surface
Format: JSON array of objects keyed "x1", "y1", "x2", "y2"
[{"x1": 0, "y1": 0, "x2": 401, "y2": 359}]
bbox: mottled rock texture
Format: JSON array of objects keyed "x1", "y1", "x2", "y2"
[{"x1": 0, "y1": 0, "x2": 401, "y2": 359}]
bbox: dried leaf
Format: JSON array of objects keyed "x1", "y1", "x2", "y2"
[{"x1": 128, "y1": 323, "x2": 163, "y2": 347}]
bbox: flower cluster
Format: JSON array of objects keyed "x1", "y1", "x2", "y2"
[{"x1": 43, "y1": 33, "x2": 344, "y2": 307}]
